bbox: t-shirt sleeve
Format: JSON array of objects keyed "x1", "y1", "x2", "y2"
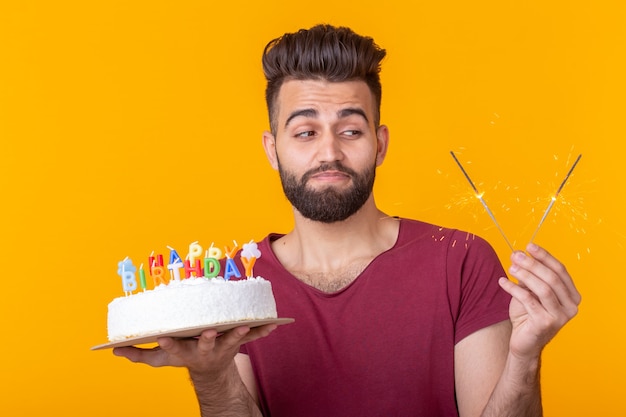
[{"x1": 448, "y1": 231, "x2": 512, "y2": 344}]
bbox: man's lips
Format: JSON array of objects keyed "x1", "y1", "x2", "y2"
[
  {"x1": 309, "y1": 170, "x2": 350, "y2": 181},
  {"x1": 301, "y1": 163, "x2": 356, "y2": 184}
]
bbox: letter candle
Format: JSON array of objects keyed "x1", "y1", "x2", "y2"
[
  {"x1": 168, "y1": 259, "x2": 184, "y2": 281},
  {"x1": 529, "y1": 154, "x2": 582, "y2": 243},
  {"x1": 167, "y1": 246, "x2": 182, "y2": 265},
  {"x1": 148, "y1": 251, "x2": 164, "y2": 274},
  {"x1": 148, "y1": 251, "x2": 166, "y2": 286},
  {"x1": 184, "y1": 241, "x2": 204, "y2": 278},
  {"x1": 207, "y1": 242, "x2": 222, "y2": 259},
  {"x1": 450, "y1": 151, "x2": 515, "y2": 252},
  {"x1": 139, "y1": 263, "x2": 147, "y2": 291},
  {"x1": 166, "y1": 246, "x2": 184, "y2": 281},
  {"x1": 223, "y1": 240, "x2": 242, "y2": 280},
  {"x1": 203, "y1": 243, "x2": 222, "y2": 278},
  {"x1": 188, "y1": 241, "x2": 203, "y2": 265},
  {"x1": 203, "y1": 248, "x2": 221, "y2": 278},
  {"x1": 241, "y1": 240, "x2": 262, "y2": 278},
  {"x1": 117, "y1": 257, "x2": 138, "y2": 296},
  {"x1": 151, "y1": 264, "x2": 167, "y2": 286},
  {"x1": 184, "y1": 255, "x2": 203, "y2": 278}
]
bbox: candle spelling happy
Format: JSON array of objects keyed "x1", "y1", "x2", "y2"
[
  {"x1": 184, "y1": 241, "x2": 204, "y2": 278},
  {"x1": 166, "y1": 246, "x2": 184, "y2": 281}
]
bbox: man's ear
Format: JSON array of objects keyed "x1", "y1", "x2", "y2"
[
  {"x1": 375, "y1": 125, "x2": 390, "y2": 167},
  {"x1": 262, "y1": 131, "x2": 279, "y2": 170}
]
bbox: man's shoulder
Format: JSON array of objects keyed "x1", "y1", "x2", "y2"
[
  {"x1": 397, "y1": 217, "x2": 458, "y2": 238},
  {"x1": 397, "y1": 217, "x2": 493, "y2": 250}
]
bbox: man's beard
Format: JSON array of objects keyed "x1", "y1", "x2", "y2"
[{"x1": 278, "y1": 161, "x2": 376, "y2": 223}]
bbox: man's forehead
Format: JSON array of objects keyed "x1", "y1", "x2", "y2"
[{"x1": 276, "y1": 79, "x2": 375, "y2": 120}]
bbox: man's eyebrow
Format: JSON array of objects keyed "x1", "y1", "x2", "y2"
[
  {"x1": 338, "y1": 107, "x2": 369, "y2": 123},
  {"x1": 284, "y1": 107, "x2": 369, "y2": 129},
  {"x1": 285, "y1": 108, "x2": 318, "y2": 128}
]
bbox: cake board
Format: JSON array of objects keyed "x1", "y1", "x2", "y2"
[{"x1": 91, "y1": 317, "x2": 294, "y2": 350}]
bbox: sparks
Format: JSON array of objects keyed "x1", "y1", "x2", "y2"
[
  {"x1": 450, "y1": 151, "x2": 514, "y2": 252},
  {"x1": 529, "y1": 154, "x2": 582, "y2": 243}
]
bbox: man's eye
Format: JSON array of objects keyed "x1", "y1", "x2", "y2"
[
  {"x1": 343, "y1": 130, "x2": 362, "y2": 137},
  {"x1": 295, "y1": 131, "x2": 316, "y2": 138}
]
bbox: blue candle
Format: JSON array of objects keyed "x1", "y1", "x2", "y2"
[{"x1": 117, "y1": 258, "x2": 137, "y2": 295}]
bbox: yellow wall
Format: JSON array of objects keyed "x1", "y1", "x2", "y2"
[{"x1": 1, "y1": 1, "x2": 623, "y2": 415}]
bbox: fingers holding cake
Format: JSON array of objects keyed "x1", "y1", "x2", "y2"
[
  {"x1": 157, "y1": 325, "x2": 278, "y2": 377},
  {"x1": 113, "y1": 330, "x2": 226, "y2": 372},
  {"x1": 218, "y1": 324, "x2": 278, "y2": 348},
  {"x1": 112, "y1": 344, "x2": 174, "y2": 367},
  {"x1": 205, "y1": 324, "x2": 277, "y2": 363},
  {"x1": 113, "y1": 324, "x2": 278, "y2": 375}
]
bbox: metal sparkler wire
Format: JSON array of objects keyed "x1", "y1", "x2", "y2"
[
  {"x1": 450, "y1": 151, "x2": 515, "y2": 252},
  {"x1": 529, "y1": 154, "x2": 582, "y2": 243}
]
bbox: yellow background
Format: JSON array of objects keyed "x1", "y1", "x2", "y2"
[{"x1": 1, "y1": 1, "x2": 623, "y2": 415}]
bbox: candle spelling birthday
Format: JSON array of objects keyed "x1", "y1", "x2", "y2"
[
  {"x1": 450, "y1": 151, "x2": 515, "y2": 252},
  {"x1": 529, "y1": 154, "x2": 582, "y2": 243}
]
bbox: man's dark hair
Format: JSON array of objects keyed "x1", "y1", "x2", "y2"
[{"x1": 262, "y1": 24, "x2": 387, "y2": 134}]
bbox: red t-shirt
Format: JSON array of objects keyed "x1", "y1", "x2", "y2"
[{"x1": 240, "y1": 218, "x2": 511, "y2": 416}]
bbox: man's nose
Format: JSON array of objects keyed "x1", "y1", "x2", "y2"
[{"x1": 316, "y1": 131, "x2": 344, "y2": 163}]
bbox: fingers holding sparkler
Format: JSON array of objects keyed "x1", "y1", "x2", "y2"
[
  {"x1": 450, "y1": 150, "x2": 583, "y2": 359},
  {"x1": 499, "y1": 242, "x2": 581, "y2": 358}
]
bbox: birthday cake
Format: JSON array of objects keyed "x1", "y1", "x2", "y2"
[
  {"x1": 107, "y1": 276, "x2": 277, "y2": 341},
  {"x1": 106, "y1": 240, "x2": 278, "y2": 342}
]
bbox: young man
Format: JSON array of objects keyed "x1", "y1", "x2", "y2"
[{"x1": 115, "y1": 25, "x2": 581, "y2": 416}]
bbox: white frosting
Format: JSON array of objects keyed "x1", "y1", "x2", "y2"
[{"x1": 107, "y1": 277, "x2": 277, "y2": 341}]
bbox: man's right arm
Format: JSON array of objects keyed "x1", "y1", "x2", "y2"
[
  {"x1": 191, "y1": 356, "x2": 262, "y2": 416},
  {"x1": 113, "y1": 324, "x2": 276, "y2": 417}
]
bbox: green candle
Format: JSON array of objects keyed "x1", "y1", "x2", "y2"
[{"x1": 139, "y1": 264, "x2": 147, "y2": 291}]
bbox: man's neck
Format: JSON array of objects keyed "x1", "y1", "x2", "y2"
[{"x1": 271, "y1": 200, "x2": 400, "y2": 291}]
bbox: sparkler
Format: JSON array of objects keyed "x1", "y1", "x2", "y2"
[
  {"x1": 450, "y1": 151, "x2": 515, "y2": 252},
  {"x1": 529, "y1": 154, "x2": 582, "y2": 243}
]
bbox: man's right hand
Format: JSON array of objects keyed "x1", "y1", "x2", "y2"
[{"x1": 113, "y1": 324, "x2": 277, "y2": 378}]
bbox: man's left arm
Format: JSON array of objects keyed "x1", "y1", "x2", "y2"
[{"x1": 455, "y1": 243, "x2": 581, "y2": 417}]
